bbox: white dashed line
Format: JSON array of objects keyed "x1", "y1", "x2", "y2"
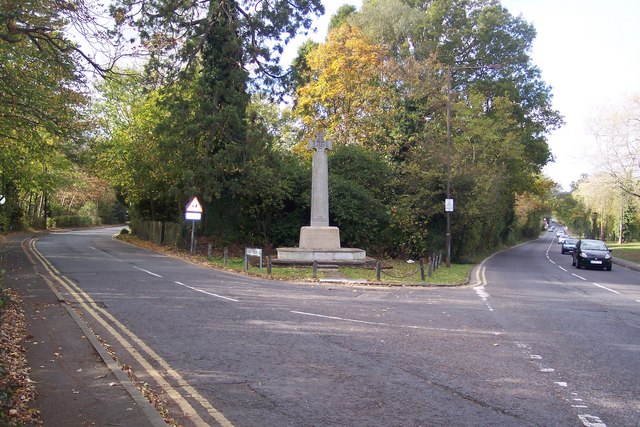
[
  {"x1": 571, "y1": 273, "x2": 586, "y2": 280},
  {"x1": 174, "y1": 281, "x2": 239, "y2": 302},
  {"x1": 133, "y1": 266, "x2": 163, "y2": 277},
  {"x1": 592, "y1": 283, "x2": 620, "y2": 294},
  {"x1": 579, "y1": 414, "x2": 606, "y2": 427},
  {"x1": 289, "y1": 311, "x2": 500, "y2": 335}
]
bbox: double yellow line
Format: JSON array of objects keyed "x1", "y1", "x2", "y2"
[{"x1": 24, "y1": 237, "x2": 234, "y2": 427}]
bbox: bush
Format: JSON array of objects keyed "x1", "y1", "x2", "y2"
[{"x1": 52, "y1": 215, "x2": 95, "y2": 227}]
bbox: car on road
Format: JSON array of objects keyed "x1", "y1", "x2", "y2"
[
  {"x1": 558, "y1": 234, "x2": 569, "y2": 244},
  {"x1": 572, "y1": 239, "x2": 612, "y2": 270},
  {"x1": 561, "y1": 238, "x2": 578, "y2": 254}
]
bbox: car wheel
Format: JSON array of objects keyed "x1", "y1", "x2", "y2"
[{"x1": 606, "y1": 265, "x2": 612, "y2": 271}]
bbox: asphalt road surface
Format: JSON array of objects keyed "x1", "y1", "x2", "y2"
[{"x1": 27, "y1": 227, "x2": 640, "y2": 426}]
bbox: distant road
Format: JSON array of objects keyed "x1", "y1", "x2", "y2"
[{"x1": 28, "y1": 227, "x2": 640, "y2": 426}]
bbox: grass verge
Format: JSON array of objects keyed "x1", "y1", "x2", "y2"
[
  {"x1": 607, "y1": 241, "x2": 640, "y2": 264},
  {"x1": 118, "y1": 234, "x2": 472, "y2": 286}
]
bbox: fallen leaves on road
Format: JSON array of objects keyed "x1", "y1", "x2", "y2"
[{"x1": 0, "y1": 287, "x2": 42, "y2": 425}]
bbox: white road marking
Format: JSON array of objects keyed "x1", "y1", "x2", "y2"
[
  {"x1": 28, "y1": 238, "x2": 231, "y2": 426},
  {"x1": 578, "y1": 414, "x2": 606, "y2": 427},
  {"x1": 592, "y1": 283, "x2": 620, "y2": 294},
  {"x1": 174, "y1": 281, "x2": 239, "y2": 302},
  {"x1": 474, "y1": 285, "x2": 494, "y2": 311},
  {"x1": 558, "y1": 266, "x2": 567, "y2": 272},
  {"x1": 290, "y1": 310, "x2": 501, "y2": 335},
  {"x1": 133, "y1": 266, "x2": 163, "y2": 278},
  {"x1": 540, "y1": 368, "x2": 555, "y2": 372},
  {"x1": 555, "y1": 382, "x2": 568, "y2": 387},
  {"x1": 571, "y1": 273, "x2": 586, "y2": 280}
]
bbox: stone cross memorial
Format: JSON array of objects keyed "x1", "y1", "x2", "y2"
[
  {"x1": 299, "y1": 132, "x2": 341, "y2": 249},
  {"x1": 276, "y1": 132, "x2": 366, "y2": 263},
  {"x1": 308, "y1": 132, "x2": 331, "y2": 227}
]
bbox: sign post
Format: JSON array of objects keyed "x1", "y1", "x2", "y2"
[{"x1": 185, "y1": 196, "x2": 203, "y2": 255}]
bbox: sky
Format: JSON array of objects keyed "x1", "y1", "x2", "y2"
[{"x1": 285, "y1": 0, "x2": 640, "y2": 191}]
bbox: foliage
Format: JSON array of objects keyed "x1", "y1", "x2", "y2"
[
  {"x1": 328, "y1": 144, "x2": 395, "y2": 253},
  {"x1": 571, "y1": 173, "x2": 640, "y2": 242},
  {"x1": 551, "y1": 191, "x2": 591, "y2": 238},
  {"x1": 591, "y1": 94, "x2": 640, "y2": 199},
  {"x1": 0, "y1": 0, "x2": 121, "y2": 230},
  {"x1": 109, "y1": 0, "x2": 324, "y2": 89},
  {"x1": 295, "y1": 24, "x2": 395, "y2": 150},
  {"x1": 514, "y1": 176, "x2": 555, "y2": 237}
]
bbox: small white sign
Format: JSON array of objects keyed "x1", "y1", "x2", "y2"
[
  {"x1": 245, "y1": 248, "x2": 262, "y2": 257},
  {"x1": 0, "y1": 194, "x2": 5, "y2": 205},
  {"x1": 185, "y1": 212, "x2": 202, "y2": 221},
  {"x1": 445, "y1": 198, "x2": 454, "y2": 212}
]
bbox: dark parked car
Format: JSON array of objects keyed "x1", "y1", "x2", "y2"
[
  {"x1": 572, "y1": 239, "x2": 612, "y2": 270},
  {"x1": 561, "y1": 238, "x2": 578, "y2": 254}
]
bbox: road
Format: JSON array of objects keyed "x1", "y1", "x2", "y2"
[{"x1": 26, "y1": 227, "x2": 640, "y2": 426}]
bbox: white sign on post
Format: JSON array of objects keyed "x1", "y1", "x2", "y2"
[
  {"x1": 445, "y1": 198, "x2": 454, "y2": 212},
  {"x1": 0, "y1": 194, "x2": 5, "y2": 205},
  {"x1": 185, "y1": 197, "x2": 203, "y2": 213},
  {"x1": 185, "y1": 212, "x2": 201, "y2": 220},
  {"x1": 185, "y1": 196, "x2": 203, "y2": 221},
  {"x1": 185, "y1": 196, "x2": 203, "y2": 254}
]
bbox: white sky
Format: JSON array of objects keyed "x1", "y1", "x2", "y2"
[{"x1": 285, "y1": 0, "x2": 640, "y2": 191}]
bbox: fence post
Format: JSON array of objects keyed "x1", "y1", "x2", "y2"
[
  {"x1": 244, "y1": 249, "x2": 248, "y2": 271},
  {"x1": 224, "y1": 247, "x2": 228, "y2": 266},
  {"x1": 420, "y1": 260, "x2": 425, "y2": 281},
  {"x1": 207, "y1": 243, "x2": 212, "y2": 258},
  {"x1": 312, "y1": 260, "x2": 318, "y2": 279},
  {"x1": 376, "y1": 260, "x2": 381, "y2": 281},
  {"x1": 427, "y1": 256, "x2": 433, "y2": 277},
  {"x1": 267, "y1": 256, "x2": 272, "y2": 275}
]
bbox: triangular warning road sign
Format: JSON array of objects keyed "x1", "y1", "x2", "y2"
[{"x1": 185, "y1": 196, "x2": 203, "y2": 213}]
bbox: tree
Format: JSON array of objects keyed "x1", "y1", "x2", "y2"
[
  {"x1": 295, "y1": 24, "x2": 396, "y2": 150},
  {"x1": 0, "y1": 0, "x2": 123, "y2": 76},
  {"x1": 109, "y1": 0, "x2": 324, "y2": 88},
  {"x1": 0, "y1": 0, "x2": 89, "y2": 229},
  {"x1": 328, "y1": 144, "x2": 395, "y2": 253},
  {"x1": 591, "y1": 94, "x2": 640, "y2": 199},
  {"x1": 573, "y1": 173, "x2": 640, "y2": 242}
]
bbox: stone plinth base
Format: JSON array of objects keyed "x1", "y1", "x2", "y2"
[
  {"x1": 276, "y1": 247, "x2": 367, "y2": 264},
  {"x1": 299, "y1": 226, "x2": 341, "y2": 249}
]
